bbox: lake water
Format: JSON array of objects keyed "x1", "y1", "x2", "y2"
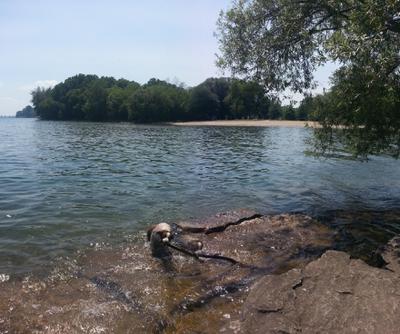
[{"x1": 1, "y1": 118, "x2": 400, "y2": 276}]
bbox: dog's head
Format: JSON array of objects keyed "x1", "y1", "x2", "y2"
[{"x1": 147, "y1": 223, "x2": 172, "y2": 243}]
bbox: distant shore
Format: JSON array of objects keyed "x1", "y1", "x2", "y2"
[{"x1": 171, "y1": 119, "x2": 317, "y2": 127}]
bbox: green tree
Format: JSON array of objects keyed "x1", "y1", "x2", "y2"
[
  {"x1": 82, "y1": 81, "x2": 108, "y2": 121},
  {"x1": 31, "y1": 87, "x2": 51, "y2": 109},
  {"x1": 37, "y1": 97, "x2": 64, "y2": 120},
  {"x1": 217, "y1": 0, "x2": 400, "y2": 157},
  {"x1": 106, "y1": 83, "x2": 139, "y2": 121},
  {"x1": 187, "y1": 85, "x2": 220, "y2": 120},
  {"x1": 31, "y1": 74, "x2": 285, "y2": 124},
  {"x1": 268, "y1": 101, "x2": 282, "y2": 120},
  {"x1": 128, "y1": 82, "x2": 188, "y2": 122},
  {"x1": 16, "y1": 105, "x2": 36, "y2": 118},
  {"x1": 225, "y1": 79, "x2": 270, "y2": 119},
  {"x1": 296, "y1": 95, "x2": 314, "y2": 121},
  {"x1": 313, "y1": 67, "x2": 400, "y2": 157},
  {"x1": 65, "y1": 89, "x2": 87, "y2": 120},
  {"x1": 187, "y1": 78, "x2": 232, "y2": 120},
  {"x1": 281, "y1": 105, "x2": 296, "y2": 120}
]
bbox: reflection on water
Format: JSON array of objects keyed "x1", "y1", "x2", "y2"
[{"x1": 0, "y1": 118, "x2": 400, "y2": 275}]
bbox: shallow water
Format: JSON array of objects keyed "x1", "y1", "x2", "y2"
[
  {"x1": 0, "y1": 214, "x2": 335, "y2": 333},
  {"x1": 0, "y1": 118, "x2": 400, "y2": 276}
]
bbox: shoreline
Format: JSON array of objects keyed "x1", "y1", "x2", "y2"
[
  {"x1": 2, "y1": 210, "x2": 400, "y2": 333},
  {"x1": 170, "y1": 119, "x2": 317, "y2": 127}
]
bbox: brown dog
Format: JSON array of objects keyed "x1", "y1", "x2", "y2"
[{"x1": 147, "y1": 223, "x2": 172, "y2": 258}]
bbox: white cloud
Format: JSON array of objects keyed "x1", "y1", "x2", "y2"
[{"x1": 19, "y1": 80, "x2": 58, "y2": 92}]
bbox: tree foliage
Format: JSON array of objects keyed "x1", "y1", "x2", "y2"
[
  {"x1": 216, "y1": 0, "x2": 400, "y2": 157},
  {"x1": 32, "y1": 74, "x2": 309, "y2": 123},
  {"x1": 16, "y1": 105, "x2": 36, "y2": 118}
]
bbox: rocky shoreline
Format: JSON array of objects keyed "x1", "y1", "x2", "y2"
[
  {"x1": 243, "y1": 246, "x2": 400, "y2": 334},
  {"x1": 1, "y1": 210, "x2": 400, "y2": 333}
]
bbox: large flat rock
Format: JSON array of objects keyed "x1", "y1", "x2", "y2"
[
  {"x1": 242, "y1": 246, "x2": 400, "y2": 334},
  {"x1": 3, "y1": 211, "x2": 400, "y2": 333},
  {"x1": 0, "y1": 211, "x2": 334, "y2": 334},
  {"x1": 178, "y1": 213, "x2": 333, "y2": 269}
]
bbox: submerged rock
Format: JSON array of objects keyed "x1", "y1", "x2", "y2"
[
  {"x1": 241, "y1": 243, "x2": 400, "y2": 334},
  {"x1": 0, "y1": 210, "x2": 335, "y2": 334},
  {"x1": 175, "y1": 212, "x2": 333, "y2": 269},
  {"x1": 176, "y1": 209, "x2": 262, "y2": 233},
  {"x1": 164, "y1": 211, "x2": 334, "y2": 332},
  {"x1": 5, "y1": 211, "x2": 400, "y2": 333}
]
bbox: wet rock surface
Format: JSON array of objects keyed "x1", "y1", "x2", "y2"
[
  {"x1": 0, "y1": 210, "x2": 335, "y2": 333},
  {"x1": 176, "y1": 209, "x2": 262, "y2": 233},
  {"x1": 175, "y1": 210, "x2": 333, "y2": 271},
  {"x1": 242, "y1": 241, "x2": 400, "y2": 334}
]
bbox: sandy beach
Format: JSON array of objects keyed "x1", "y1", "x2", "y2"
[{"x1": 171, "y1": 120, "x2": 317, "y2": 127}]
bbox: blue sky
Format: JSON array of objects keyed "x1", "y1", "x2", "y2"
[{"x1": 0, "y1": 0, "x2": 336, "y2": 116}]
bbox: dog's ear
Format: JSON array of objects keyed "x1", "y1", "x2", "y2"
[{"x1": 146, "y1": 225, "x2": 155, "y2": 241}]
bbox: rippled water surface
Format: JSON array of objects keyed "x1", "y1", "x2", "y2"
[{"x1": 1, "y1": 118, "x2": 400, "y2": 275}]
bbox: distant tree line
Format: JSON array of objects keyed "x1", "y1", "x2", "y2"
[
  {"x1": 31, "y1": 74, "x2": 318, "y2": 122},
  {"x1": 16, "y1": 105, "x2": 36, "y2": 118}
]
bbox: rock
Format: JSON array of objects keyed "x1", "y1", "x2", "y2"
[
  {"x1": 0, "y1": 211, "x2": 334, "y2": 334},
  {"x1": 166, "y1": 212, "x2": 334, "y2": 333},
  {"x1": 382, "y1": 235, "x2": 400, "y2": 272},
  {"x1": 176, "y1": 209, "x2": 261, "y2": 233},
  {"x1": 175, "y1": 213, "x2": 333, "y2": 269},
  {"x1": 7, "y1": 211, "x2": 400, "y2": 334},
  {"x1": 242, "y1": 248, "x2": 400, "y2": 334}
]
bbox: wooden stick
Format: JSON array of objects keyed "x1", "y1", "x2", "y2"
[{"x1": 165, "y1": 242, "x2": 239, "y2": 265}]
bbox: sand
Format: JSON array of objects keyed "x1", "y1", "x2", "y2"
[{"x1": 171, "y1": 120, "x2": 317, "y2": 128}]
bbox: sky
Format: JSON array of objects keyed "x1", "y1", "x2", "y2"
[{"x1": 0, "y1": 0, "x2": 336, "y2": 116}]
